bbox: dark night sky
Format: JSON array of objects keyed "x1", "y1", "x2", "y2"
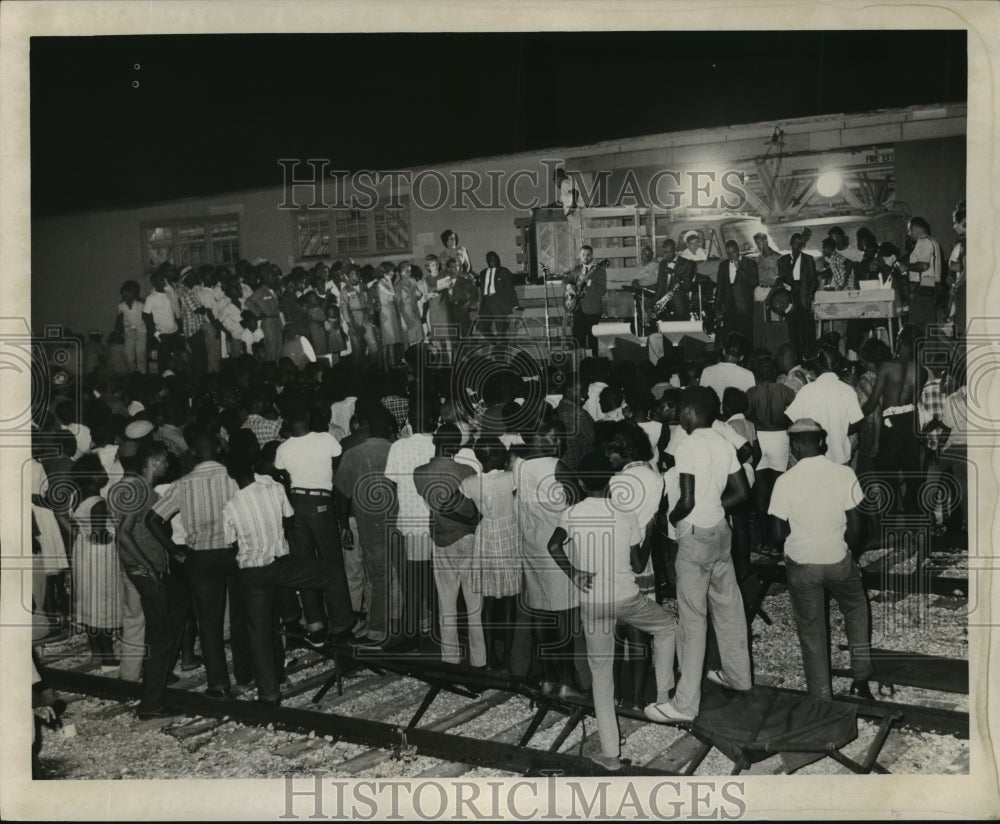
[{"x1": 30, "y1": 31, "x2": 966, "y2": 217}]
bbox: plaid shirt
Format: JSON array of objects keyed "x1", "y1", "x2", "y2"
[
  {"x1": 381, "y1": 395, "x2": 409, "y2": 432},
  {"x1": 824, "y1": 251, "x2": 853, "y2": 291},
  {"x1": 242, "y1": 414, "x2": 283, "y2": 447},
  {"x1": 177, "y1": 283, "x2": 207, "y2": 337}
]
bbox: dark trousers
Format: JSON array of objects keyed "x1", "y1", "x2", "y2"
[
  {"x1": 876, "y1": 411, "x2": 921, "y2": 514},
  {"x1": 572, "y1": 309, "x2": 601, "y2": 358},
  {"x1": 785, "y1": 553, "x2": 873, "y2": 700},
  {"x1": 721, "y1": 308, "x2": 753, "y2": 346},
  {"x1": 477, "y1": 306, "x2": 511, "y2": 339},
  {"x1": 729, "y1": 505, "x2": 753, "y2": 582},
  {"x1": 185, "y1": 548, "x2": 252, "y2": 690},
  {"x1": 288, "y1": 494, "x2": 354, "y2": 634},
  {"x1": 156, "y1": 332, "x2": 183, "y2": 371},
  {"x1": 186, "y1": 329, "x2": 208, "y2": 381},
  {"x1": 239, "y1": 554, "x2": 346, "y2": 701},
  {"x1": 786, "y1": 306, "x2": 815, "y2": 358},
  {"x1": 128, "y1": 570, "x2": 188, "y2": 712}
]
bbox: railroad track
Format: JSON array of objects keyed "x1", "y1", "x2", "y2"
[{"x1": 36, "y1": 637, "x2": 969, "y2": 779}]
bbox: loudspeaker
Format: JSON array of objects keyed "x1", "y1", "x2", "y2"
[
  {"x1": 656, "y1": 338, "x2": 686, "y2": 374},
  {"x1": 679, "y1": 334, "x2": 712, "y2": 362},
  {"x1": 613, "y1": 335, "x2": 648, "y2": 364}
]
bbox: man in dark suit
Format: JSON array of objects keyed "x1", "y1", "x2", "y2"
[
  {"x1": 775, "y1": 232, "x2": 819, "y2": 357},
  {"x1": 653, "y1": 239, "x2": 697, "y2": 319},
  {"x1": 566, "y1": 245, "x2": 607, "y2": 358},
  {"x1": 715, "y1": 240, "x2": 759, "y2": 344},
  {"x1": 477, "y1": 251, "x2": 521, "y2": 338}
]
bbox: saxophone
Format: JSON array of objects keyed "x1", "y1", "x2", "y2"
[{"x1": 653, "y1": 281, "x2": 680, "y2": 317}]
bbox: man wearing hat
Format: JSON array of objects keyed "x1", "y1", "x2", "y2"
[
  {"x1": 679, "y1": 230, "x2": 708, "y2": 262},
  {"x1": 768, "y1": 418, "x2": 874, "y2": 700}
]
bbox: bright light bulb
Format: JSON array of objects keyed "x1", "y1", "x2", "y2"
[{"x1": 817, "y1": 171, "x2": 843, "y2": 198}]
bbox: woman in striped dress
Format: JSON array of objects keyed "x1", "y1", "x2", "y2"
[
  {"x1": 460, "y1": 437, "x2": 520, "y2": 672},
  {"x1": 69, "y1": 454, "x2": 122, "y2": 671}
]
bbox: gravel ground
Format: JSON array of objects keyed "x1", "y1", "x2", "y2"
[{"x1": 35, "y1": 558, "x2": 970, "y2": 780}]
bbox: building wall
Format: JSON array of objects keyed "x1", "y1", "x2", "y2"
[{"x1": 891, "y1": 136, "x2": 966, "y2": 252}]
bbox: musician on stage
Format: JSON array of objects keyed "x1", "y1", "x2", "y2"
[
  {"x1": 477, "y1": 251, "x2": 521, "y2": 338},
  {"x1": 775, "y1": 232, "x2": 818, "y2": 357},
  {"x1": 629, "y1": 246, "x2": 659, "y2": 333},
  {"x1": 715, "y1": 240, "x2": 759, "y2": 344},
  {"x1": 653, "y1": 239, "x2": 696, "y2": 320},
  {"x1": 566, "y1": 245, "x2": 606, "y2": 358}
]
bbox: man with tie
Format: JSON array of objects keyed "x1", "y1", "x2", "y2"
[
  {"x1": 477, "y1": 251, "x2": 522, "y2": 338},
  {"x1": 716, "y1": 240, "x2": 759, "y2": 344},
  {"x1": 566, "y1": 245, "x2": 607, "y2": 358},
  {"x1": 653, "y1": 239, "x2": 697, "y2": 319},
  {"x1": 775, "y1": 232, "x2": 819, "y2": 357}
]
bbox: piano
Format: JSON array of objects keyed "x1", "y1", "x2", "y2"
[{"x1": 812, "y1": 288, "x2": 902, "y2": 346}]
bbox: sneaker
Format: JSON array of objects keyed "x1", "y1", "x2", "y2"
[
  {"x1": 204, "y1": 687, "x2": 231, "y2": 699},
  {"x1": 589, "y1": 752, "x2": 623, "y2": 772},
  {"x1": 304, "y1": 628, "x2": 328, "y2": 649},
  {"x1": 644, "y1": 701, "x2": 695, "y2": 723},
  {"x1": 556, "y1": 683, "x2": 589, "y2": 702}
]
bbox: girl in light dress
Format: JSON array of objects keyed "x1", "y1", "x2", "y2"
[
  {"x1": 395, "y1": 262, "x2": 427, "y2": 349},
  {"x1": 68, "y1": 454, "x2": 122, "y2": 671},
  {"x1": 376, "y1": 265, "x2": 405, "y2": 370},
  {"x1": 460, "y1": 437, "x2": 520, "y2": 672}
]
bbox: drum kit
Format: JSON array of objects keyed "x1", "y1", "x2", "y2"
[{"x1": 621, "y1": 280, "x2": 718, "y2": 336}]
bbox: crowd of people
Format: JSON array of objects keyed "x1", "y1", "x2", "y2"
[{"x1": 29, "y1": 202, "x2": 968, "y2": 772}]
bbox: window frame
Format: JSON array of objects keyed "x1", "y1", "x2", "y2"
[
  {"x1": 139, "y1": 214, "x2": 242, "y2": 273},
  {"x1": 293, "y1": 197, "x2": 412, "y2": 260}
]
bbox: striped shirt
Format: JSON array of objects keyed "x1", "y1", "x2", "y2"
[
  {"x1": 223, "y1": 480, "x2": 293, "y2": 568},
  {"x1": 151, "y1": 460, "x2": 238, "y2": 550}
]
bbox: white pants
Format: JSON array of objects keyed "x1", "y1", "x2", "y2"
[{"x1": 432, "y1": 534, "x2": 485, "y2": 666}]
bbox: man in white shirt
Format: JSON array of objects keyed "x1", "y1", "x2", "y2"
[
  {"x1": 645, "y1": 386, "x2": 752, "y2": 724},
  {"x1": 384, "y1": 397, "x2": 438, "y2": 651},
  {"x1": 224, "y1": 454, "x2": 361, "y2": 706},
  {"x1": 784, "y1": 347, "x2": 863, "y2": 465},
  {"x1": 905, "y1": 216, "x2": 943, "y2": 330},
  {"x1": 548, "y1": 453, "x2": 676, "y2": 772},
  {"x1": 142, "y1": 269, "x2": 181, "y2": 370},
  {"x1": 273, "y1": 396, "x2": 354, "y2": 644},
  {"x1": 699, "y1": 340, "x2": 756, "y2": 403},
  {"x1": 768, "y1": 418, "x2": 873, "y2": 700}
]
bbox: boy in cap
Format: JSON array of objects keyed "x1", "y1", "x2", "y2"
[{"x1": 768, "y1": 418, "x2": 873, "y2": 699}]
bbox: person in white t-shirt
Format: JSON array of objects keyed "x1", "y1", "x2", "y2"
[
  {"x1": 645, "y1": 386, "x2": 752, "y2": 725},
  {"x1": 699, "y1": 340, "x2": 755, "y2": 403},
  {"x1": 117, "y1": 280, "x2": 147, "y2": 374},
  {"x1": 273, "y1": 396, "x2": 354, "y2": 643},
  {"x1": 384, "y1": 397, "x2": 438, "y2": 651},
  {"x1": 768, "y1": 418, "x2": 873, "y2": 700},
  {"x1": 905, "y1": 216, "x2": 943, "y2": 330},
  {"x1": 784, "y1": 347, "x2": 863, "y2": 465},
  {"x1": 142, "y1": 269, "x2": 180, "y2": 370},
  {"x1": 548, "y1": 453, "x2": 676, "y2": 772}
]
